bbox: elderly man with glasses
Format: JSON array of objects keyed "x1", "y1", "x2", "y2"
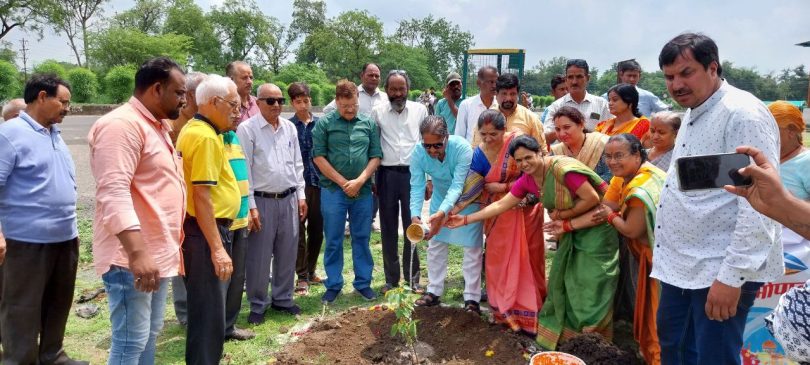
[
  {"x1": 236, "y1": 83, "x2": 306, "y2": 323},
  {"x1": 371, "y1": 70, "x2": 428, "y2": 295},
  {"x1": 175, "y1": 74, "x2": 241, "y2": 365},
  {"x1": 409, "y1": 115, "x2": 484, "y2": 312},
  {"x1": 313, "y1": 79, "x2": 382, "y2": 304}
]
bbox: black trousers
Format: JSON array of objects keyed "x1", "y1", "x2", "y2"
[
  {"x1": 296, "y1": 185, "x2": 324, "y2": 280},
  {"x1": 183, "y1": 219, "x2": 232, "y2": 365},
  {"x1": 225, "y1": 227, "x2": 247, "y2": 336},
  {"x1": 1, "y1": 238, "x2": 79, "y2": 365},
  {"x1": 376, "y1": 166, "x2": 420, "y2": 286}
]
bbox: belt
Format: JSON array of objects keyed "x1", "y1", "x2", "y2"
[
  {"x1": 185, "y1": 214, "x2": 233, "y2": 228},
  {"x1": 254, "y1": 187, "x2": 296, "y2": 199},
  {"x1": 380, "y1": 165, "x2": 410, "y2": 172}
]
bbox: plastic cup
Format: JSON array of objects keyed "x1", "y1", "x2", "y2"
[{"x1": 406, "y1": 223, "x2": 430, "y2": 242}]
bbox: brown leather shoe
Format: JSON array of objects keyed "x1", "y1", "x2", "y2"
[{"x1": 226, "y1": 327, "x2": 256, "y2": 341}]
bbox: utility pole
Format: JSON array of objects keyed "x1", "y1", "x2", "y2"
[{"x1": 19, "y1": 39, "x2": 29, "y2": 82}]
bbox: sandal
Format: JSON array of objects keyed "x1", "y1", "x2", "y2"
[
  {"x1": 464, "y1": 300, "x2": 481, "y2": 315},
  {"x1": 414, "y1": 292, "x2": 440, "y2": 307},
  {"x1": 309, "y1": 275, "x2": 324, "y2": 285},
  {"x1": 408, "y1": 284, "x2": 426, "y2": 295},
  {"x1": 294, "y1": 280, "x2": 309, "y2": 296}
]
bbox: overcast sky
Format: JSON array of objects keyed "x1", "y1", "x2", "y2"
[{"x1": 5, "y1": 0, "x2": 809, "y2": 75}]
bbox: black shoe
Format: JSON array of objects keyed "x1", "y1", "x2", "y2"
[
  {"x1": 247, "y1": 311, "x2": 265, "y2": 325},
  {"x1": 271, "y1": 303, "x2": 302, "y2": 315},
  {"x1": 322, "y1": 288, "x2": 341, "y2": 304},
  {"x1": 356, "y1": 287, "x2": 378, "y2": 301}
]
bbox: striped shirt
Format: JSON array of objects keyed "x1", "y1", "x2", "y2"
[
  {"x1": 543, "y1": 92, "x2": 611, "y2": 132},
  {"x1": 223, "y1": 131, "x2": 249, "y2": 230}
]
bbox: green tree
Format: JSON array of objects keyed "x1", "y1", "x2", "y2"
[
  {"x1": 320, "y1": 82, "x2": 335, "y2": 104},
  {"x1": 393, "y1": 15, "x2": 474, "y2": 84},
  {"x1": 638, "y1": 71, "x2": 668, "y2": 101},
  {"x1": 103, "y1": 64, "x2": 135, "y2": 103},
  {"x1": 208, "y1": 0, "x2": 273, "y2": 64},
  {"x1": 163, "y1": 0, "x2": 220, "y2": 72},
  {"x1": 274, "y1": 63, "x2": 330, "y2": 86},
  {"x1": 0, "y1": 41, "x2": 16, "y2": 63},
  {"x1": 306, "y1": 10, "x2": 384, "y2": 81},
  {"x1": 44, "y1": 0, "x2": 109, "y2": 67},
  {"x1": 0, "y1": 0, "x2": 47, "y2": 40},
  {"x1": 522, "y1": 56, "x2": 567, "y2": 96},
  {"x1": 89, "y1": 27, "x2": 191, "y2": 72},
  {"x1": 292, "y1": 0, "x2": 327, "y2": 64},
  {"x1": 33, "y1": 59, "x2": 67, "y2": 79},
  {"x1": 376, "y1": 42, "x2": 433, "y2": 91},
  {"x1": 66, "y1": 67, "x2": 98, "y2": 102},
  {"x1": 110, "y1": 0, "x2": 165, "y2": 35},
  {"x1": 777, "y1": 65, "x2": 809, "y2": 101},
  {"x1": 257, "y1": 20, "x2": 297, "y2": 74},
  {"x1": 0, "y1": 60, "x2": 21, "y2": 100}
]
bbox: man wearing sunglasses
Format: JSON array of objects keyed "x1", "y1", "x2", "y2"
[
  {"x1": 409, "y1": 115, "x2": 484, "y2": 313},
  {"x1": 371, "y1": 70, "x2": 428, "y2": 296},
  {"x1": 237, "y1": 83, "x2": 306, "y2": 322}
]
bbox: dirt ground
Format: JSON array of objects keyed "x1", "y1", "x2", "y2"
[{"x1": 276, "y1": 306, "x2": 537, "y2": 364}]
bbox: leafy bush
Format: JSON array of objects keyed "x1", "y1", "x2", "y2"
[
  {"x1": 308, "y1": 84, "x2": 321, "y2": 106},
  {"x1": 274, "y1": 63, "x2": 330, "y2": 86},
  {"x1": 409, "y1": 90, "x2": 422, "y2": 101},
  {"x1": 274, "y1": 81, "x2": 289, "y2": 101},
  {"x1": 0, "y1": 60, "x2": 20, "y2": 101},
  {"x1": 319, "y1": 83, "x2": 335, "y2": 105},
  {"x1": 532, "y1": 95, "x2": 542, "y2": 108},
  {"x1": 33, "y1": 59, "x2": 67, "y2": 80},
  {"x1": 104, "y1": 65, "x2": 136, "y2": 103},
  {"x1": 252, "y1": 80, "x2": 266, "y2": 96},
  {"x1": 67, "y1": 68, "x2": 99, "y2": 103}
]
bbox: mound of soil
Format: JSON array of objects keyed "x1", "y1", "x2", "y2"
[
  {"x1": 276, "y1": 306, "x2": 536, "y2": 364},
  {"x1": 557, "y1": 333, "x2": 641, "y2": 365}
]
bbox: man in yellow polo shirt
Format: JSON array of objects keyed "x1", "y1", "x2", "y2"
[
  {"x1": 485, "y1": 73, "x2": 548, "y2": 151},
  {"x1": 176, "y1": 74, "x2": 241, "y2": 365}
]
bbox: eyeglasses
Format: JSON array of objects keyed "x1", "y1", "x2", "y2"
[
  {"x1": 258, "y1": 97, "x2": 285, "y2": 106},
  {"x1": 603, "y1": 152, "x2": 630, "y2": 161},
  {"x1": 216, "y1": 96, "x2": 239, "y2": 110}
]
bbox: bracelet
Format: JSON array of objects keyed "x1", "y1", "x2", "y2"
[
  {"x1": 463, "y1": 215, "x2": 468, "y2": 226},
  {"x1": 562, "y1": 219, "x2": 574, "y2": 232},
  {"x1": 607, "y1": 212, "x2": 621, "y2": 225}
]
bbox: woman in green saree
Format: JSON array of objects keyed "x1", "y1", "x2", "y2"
[{"x1": 447, "y1": 135, "x2": 619, "y2": 349}]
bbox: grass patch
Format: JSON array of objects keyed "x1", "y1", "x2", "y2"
[{"x1": 62, "y1": 231, "x2": 493, "y2": 364}]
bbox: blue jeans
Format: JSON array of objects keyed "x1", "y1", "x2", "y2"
[
  {"x1": 321, "y1": 188, "x2": 374, "y2": 291},
  {"x1": 657, "y1": 281, "x2": 763, "y2": 365},
  {"x1": 103, "y1": 266, "x2": 169, "y2": 365}
]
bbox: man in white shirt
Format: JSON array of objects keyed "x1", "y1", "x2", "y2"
[
  {"x1": 542, "y1": 59, "x2": 610, "y2": 143},
  {"x1": 323, "y1": 63, "x2": 388, "y2": 117},
  {"x1": 455, "y1": 66, "x2": 498, "y2": 143},
  {"x1": 371, "y1": 71, "x2": 428, "y2": 295},
  {"x1": 601, "y1": 59, "x2": 670, "y2": 117},
  {"x1": 652, "y1": 33, "x2": 782, "y2": 365},
  {"x1": 236, "y1": 83, "x2": 307, "y2": 323}
]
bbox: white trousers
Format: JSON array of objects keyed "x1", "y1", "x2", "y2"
[{"x1": 426, "y1": 239, "x2": 483, "y2": 302}]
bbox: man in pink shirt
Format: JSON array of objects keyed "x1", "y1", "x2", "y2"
[
  {"x1": 227, "y1": 61, "x2": 259, "y2": 121},
  {"x1": 88, "y1": 57, "x2": 187, "y2": 364}
]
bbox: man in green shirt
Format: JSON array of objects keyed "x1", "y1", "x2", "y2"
[
  {"x1": 433, "y1": 72, "x2": 463, "y2": 134},
  {"x1": 312, "y1": 79, "x2": 382, "y2": 303}
]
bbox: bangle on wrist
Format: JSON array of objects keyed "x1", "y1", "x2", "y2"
[
  {"x1": 463, "y1": 215, "x2": 468, "y2": 226},
  {"x1": 562, "y1": 219, "x2": 574, "y2": 232},
  {"x1": 607, "y1": 212, "x2": 621, "y2": 225}
]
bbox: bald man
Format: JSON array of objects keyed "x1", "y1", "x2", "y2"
[
  {"x1": 1, "y1": 99, "x2": 25, "y2": 121},
  {"x1": 236, "y1": 84, "x2": 305, "y2": 323}
]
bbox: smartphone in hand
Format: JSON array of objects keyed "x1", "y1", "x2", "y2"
[{"x1": 676, "y1": 152, "x2": 752, "y2": 191}]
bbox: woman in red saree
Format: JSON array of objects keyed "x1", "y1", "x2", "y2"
[{"x1": 454, "y1": 109, "x2": 546, "y2": 334}]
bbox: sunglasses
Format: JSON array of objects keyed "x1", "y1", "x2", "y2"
[
  {"x1": 422, "y1": 141, "x2": 445, "y2": 150},
  {"x1": 258, "y1": 97, "x2": 285, "y2": 106}
]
